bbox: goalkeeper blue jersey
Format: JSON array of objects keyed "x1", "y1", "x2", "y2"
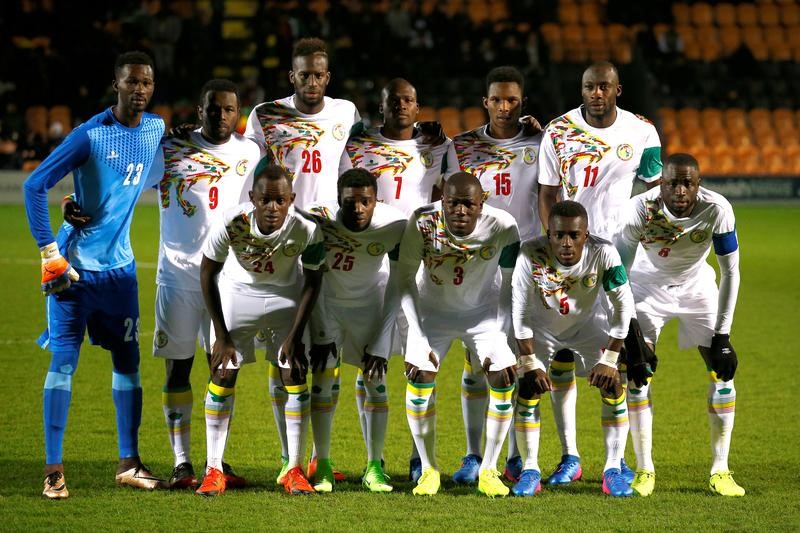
[{"x1": 24, "y1": 107, "x2": 164, "y2": 271}]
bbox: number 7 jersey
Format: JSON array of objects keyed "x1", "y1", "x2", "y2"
[{"x1": 538, "y1": 106, "x2": 662, "y2": 240}]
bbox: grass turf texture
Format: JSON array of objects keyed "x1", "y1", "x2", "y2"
[{"x1": 0, "y1": 204, "x2": 798, "y2": 531}]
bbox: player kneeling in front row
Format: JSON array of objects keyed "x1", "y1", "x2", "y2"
[
  {"x1": 615, "y1": 153, "x2": 744, "y2": 497},
  {"x1": 371, "y1": 172, "x2": 521, "y2": 497},
  {"x1": 199, "y1": 163, "x2": 325, "y2": 496},
  {"x1": 306, "y1": 168, "x2": 407, "y2": 492},
  {"x1": 511, "y1": 200, "x2": 635, "y2": 497}
]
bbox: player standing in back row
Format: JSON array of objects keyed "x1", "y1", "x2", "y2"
[
  {"x1": 536, "y1": 61, "x2": 662, "y2": 485},
  {"x1": 445, "y1": 65, "x2": 542, "y2": 485}
]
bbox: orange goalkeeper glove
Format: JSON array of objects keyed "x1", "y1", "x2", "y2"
[{"x1": 40, "y1": 242, "x2": 79, "y2": 295}]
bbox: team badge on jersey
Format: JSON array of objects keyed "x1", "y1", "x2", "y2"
[
  {"x1": 420, "y1": 150, "x2": 434, "y2": 168},
  {"x1": 616, "y1": 144, "x2": 633, "y2": 161},
  {"x1": 690, "y1": 229, "x2": 708, "y2": 243},
  {"x1": 479, "y1": 245, "x2": 496, "y2": 260},
  {"x1": 236, "y1": 160, "x2": 249, "y2": 176},
  {"x1": 155, "y1": 331, "x2": 168, "y2": 348},
  {"x1": 523, "y1": 146, "x2": 538, "y2": 165},
  {"x1": 284, "y1": 243, "x2": 300, "y2": 256},
  {"x1": 333, "y1": 123, "x2": 346, "y2": 140},
  {"x1": 367, "y1": 242, "x2": 386, "y2": 256},
  {"x1": 581, "y1": 273, "x2": 598, "y2": 288}
]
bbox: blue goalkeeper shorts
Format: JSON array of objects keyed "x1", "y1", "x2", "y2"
[{"x1": 37, "y1": 261, "x2": 140, "y2": 353}]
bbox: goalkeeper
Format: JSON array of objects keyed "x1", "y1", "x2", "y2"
[
  {"x1": 615, "y1": 153, "x2": 743, "y2": 498},
  {"x1": 23, "y1": 52, "x2": 165, "y2": 499}
]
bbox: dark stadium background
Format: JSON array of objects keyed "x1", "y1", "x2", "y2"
[{"x1": 2, "y1": 0, "x2": 799, "y2": 182}]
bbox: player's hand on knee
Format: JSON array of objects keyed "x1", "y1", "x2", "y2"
[
  {"x1": 211, "y1": 336, "x2": 238, "y2": 378},
  {"x1": 416, "y1": 121, "x2": 446, "y2": 146},
  {"x1": 362, "y1": 352, "x2": 388, "y2": 383},
  {"x1": 709, "y1": 334, "x2": 737, "y2": 381},
  {"x1": 519, "y1": 115, "x2": 543, "y2": 136},
  {"x1": 588, "y1": 363, "x2": 620, "y2": 393},
  {"x1": 404, "y1": 362, "x2": 421, "y2": 382},
  {"x1": 40, "y1": 242, "x2": 80, "y2": 295},
  {"x1": 62, "y1": 198, "x2": 92, "y2": 228},
  {"x1": 280, "y1": 338, "x2": 308, "y2": 376},
  {"x1": 310, "y1": 342, "x2": 336, "y2": 373},
  {"x1": 525, "y1": 368, "x2": 552, "y2": 395}
]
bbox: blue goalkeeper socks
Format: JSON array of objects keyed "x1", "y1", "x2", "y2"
[
  {"x1": 112, "y1": 371, "x2": 142, "y2": 458},
  {"x1": 43, "y1": 350, "x2": 78, "y2": 464}
]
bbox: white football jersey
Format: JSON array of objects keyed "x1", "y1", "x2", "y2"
[
  {"x1": 245, "y1": 95, "x2": 361, "y2": 209},
  {"x1": 512, "y1": 235, "x2": 631, "y2": 339},
  {"x1": 539, "y1": 106, "x2": 662, "y2": 239},
  {"x1": 306, "y1": 201, "x2": 407, "y2": 306},
  {"x1": 150, "y1": 130, "x2": 262, "y2": 290},
  {"x1": 617, "y1": 186, "x2": 738, "y2": 285},
  {"x1": 446, "y1": 126, "x2": 542, "y2": 240},
  {"x1": 340, "y1": 127, "x2": 450, "y2": 216},
  {"x1": 203, "y1": 204, "x2": 325, "y2": 296},
  {"x1": 400, "y1": 202, "x2": 520, "y2": 313}
]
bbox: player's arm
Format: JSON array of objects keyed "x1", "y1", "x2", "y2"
[
  {"x1": 708, "y1": 221, "x2": 741, "y2": 381},
  {"x1": 588, "y1": 256, "x2": 634, "y2": 391},
  {"x1": 512, "y1": 248, "x2": 552, "y2": 393},
  {"x1": 279, "y1": 237, "x2": 326, "y2": 374},
  {"x1": 243, "y1": 105, "x2": 267, "y2": 148},
  {"x1": 613, "y1": 198, "x2": 646, "y2": 272},
  {"x1": 538, "y1": 185, "x2": 560, "y2": 232},
  {"x1": 637, "y1": 127, "x2": 663, "y2": 189},
  {"x1": 365, "y1": 244, "x2": 402, "y2": 360},
  {"x1": 309, "y1": 281, "x2": 338, "y2": 373},
  {"x1": 497, "y1": 228, "x2": 521, "y2": 329},
  {"x1": 200, "y1": 255, "x2": 238, "y2": 376},
  {"x1": 536, "y1": 126, "x2": 562, "y2": 231},
  {"x1": 23, "y1": 128, "x2": 90, "y2": 294}
]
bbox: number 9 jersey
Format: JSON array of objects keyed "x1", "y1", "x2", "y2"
[{"x1": 538, "y1": 106, "x2": 662, "y2": 240}]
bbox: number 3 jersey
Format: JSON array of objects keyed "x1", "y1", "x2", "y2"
[
  {"x1": 203, "y1": 204, "x2": 325, "y2": 296},
  {"x1": 512, "y1": 235, "x2": 633, "y2": 340},
  {"x1": 539, "y1": 106, "x2": 662, "y2": 240},
  {"x1": 306, "y1": 201, "x2": 407, "y2": 306},
  {"x1": 446, "y1": 126, "x2": 542, "y2": 241},
  {"x1": 340, "y1": 127, "x2": 450, "y2": 216},
  {"x1": 615, "y1": 186, "x2": 738, "y2": 286},
  {"x1": 399, "y1": 202, "x2": 520, "y2": 313},
  {"x1": 150, "y1": 129, "x2": 262, "y2": 290},
  {"x1": 245, "y1": 95, "x2": 361, "y2": 209}
]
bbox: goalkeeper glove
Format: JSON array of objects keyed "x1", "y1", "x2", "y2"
[
  {"x1": 40, "y1": 242, "x2": 79, "y2": 295},
  {"x1": 624, "y1": 318, "x2": 658, "y2": 388},
  {"x1": 709, "y1": 334, "x2": 737, "y2": 381}
]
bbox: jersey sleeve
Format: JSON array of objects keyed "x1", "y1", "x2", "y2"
[
  {"x1": 511, "y1": 246, "x2": 534, "y2": 340},
  {"x1": 443, "y1": 142, "x2": 461, "y2": 180},
  {"x1": 301, "y1": 224, "x2": 326, "y2": 270},
  {"x1": 636, "y1": 125, "x2": 662, "y2": 182},
  {"x1": 338, "y1": 144, "x2": 354, "y2": 176},
  {"x1": 144, "y1": 145, "x2": 165, "y2": 190},
  {"x1": 202, "y1": 215, "x2": 232, "y2": 263},
  {"x1": 712, "y1": 202, "x2": 738, "y2": 256},
  {"x1": 244, "y1": 106, "x2": 266, "y2": 149},
  {"x1": 614, "y1": 196, "x2": 646, "y2": 271},
  {"x1": 601, "y1": 244, "x2": 633, "y2": 339},
  {"x1": 23, "y1": 127, "x2": 91, "y2": 247},
  {"x1": 537, "y1": 126, "x2": 561, "y2": 187},
  {"x1": 712, "y1": 200, "x2": 739, "y2": 334},
  {"x1": 397, "y1": 215, "x2": 424, "y2": 268}
]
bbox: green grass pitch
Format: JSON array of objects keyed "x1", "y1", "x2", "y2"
[{"x1": 0, "y1": 204, "x2": 798, "y2": 531}]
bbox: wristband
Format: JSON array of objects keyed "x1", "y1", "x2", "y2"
[
  {"x1": 40, "y1": 242, "x2": 60, "y2": 260},
  {"x1": 597, "y1": 348, "x2": 620, "y2": 369},
  {"x1": 516, "y1": 353, "x2": 546, "y2": 377}
]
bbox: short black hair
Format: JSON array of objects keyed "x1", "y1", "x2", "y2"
[
  {"x1": 665, "y1": 152, "x2": 699, "y2": 172},
  {"x1": 486, "y1": 66, "x2": 524, "y2": 94},
  {"x1": 253, "y1": 160, "x2": 292, "y2": 189},
  {"x1": 549, "y1": 200, "x2": 588, "y2": 224},
  {"x1": 338, "y1": 168, "x2": 377, "y2": 195},
  {"x1": 114, "y1": 51, "x2": 154, "y2": 78},
  {"x1": 293, "y1": 37, "x2": 327, "y2": 59},
  {"x1": 198, "y1": 78, "x2": 240, "y2": 106}
]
